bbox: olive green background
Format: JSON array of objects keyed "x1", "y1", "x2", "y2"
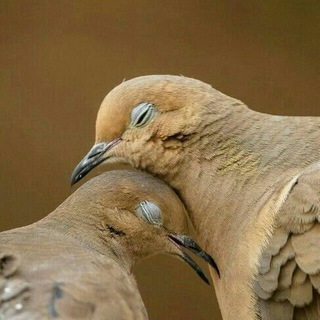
[{"x1": 0, "y1": 1, "x2": 319, "y2": 319}]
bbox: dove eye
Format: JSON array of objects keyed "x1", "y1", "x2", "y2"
[
  {"x1": 130, "y1": 102, "x2": 157, "y2": 128},
  {"x1": 135, "y1": 200, "x2": 163, "y2": 226}
]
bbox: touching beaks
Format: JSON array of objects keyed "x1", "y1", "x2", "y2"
[
  {"x1": 168, "y1": 234, "x2": 220, "y2": 285},
  {"x1": 71, "y1": 138, "x2": 121, "y2": 186}
]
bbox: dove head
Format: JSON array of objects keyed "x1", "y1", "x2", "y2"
[
  {"x1": 71, "y1": 75, "x2": 232, "y2": 184},
  {"x1": 74, "y1": 169, "x2": 189, "y2": 234},
  {"x1": 95, "y1": 74, "x2": 212, "y2": 141},
  {"x1": 66, "y1": 170, "x2": 219, "y2": 283}
]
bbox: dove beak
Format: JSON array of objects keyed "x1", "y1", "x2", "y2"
[
  {"x1": 168, "y1": 234, "x2": 220, "y2": 285},
  {"x1": 71, "y1": 138, "x2": 121, "y2": 186}
]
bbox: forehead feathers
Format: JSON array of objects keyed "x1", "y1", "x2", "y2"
[
  {"x1": 74, "y1": 170, "x2": 189, "y2": 233},
  {"x1": 96, "y1": 75, "x2": 213, "y2": 142}
]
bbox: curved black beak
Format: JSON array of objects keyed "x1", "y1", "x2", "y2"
[
  {"x1": 169, "y1": 234, "x2": 220, "y2": 285},
  {"x1": 71, "y1": 139, "x2": 121, "y2": 186}
]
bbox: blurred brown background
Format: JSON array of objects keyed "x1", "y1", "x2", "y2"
[{"x1": 0, "y1": 1, "x2": 319, "y2": 319}]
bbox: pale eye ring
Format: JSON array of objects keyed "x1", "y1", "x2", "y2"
[
  {"x1": 135, "y1": 200, "x2": 163, "y2": 226},
  {"x1": 130, "y1": 102, "x2": 157, "y2": 128}
]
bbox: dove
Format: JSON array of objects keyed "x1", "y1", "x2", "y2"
[
  {"x1": 0, "y1": 170, "x2": 218, "y2": 319},
  {"x1": 71, "y1": 75, "x2": 320, "y2": 319}
]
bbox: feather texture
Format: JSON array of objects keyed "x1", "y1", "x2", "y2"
[{"x1": 256, "y1": 163, "x2": 320, "y2": 319}]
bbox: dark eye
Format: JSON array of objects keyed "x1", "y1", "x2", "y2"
[
  {"x1": 130, "y1": 102, "x2": 157, "y2": 128},
  {"x1": 135, "y1": 200, "x2": 163, "y2": 226}
]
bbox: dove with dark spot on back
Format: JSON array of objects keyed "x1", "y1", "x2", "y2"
[
  {"x1": 0, "y1": 170, "x2": 218, "y2": 319},
  {"x1": 71, "y1": 75, "x2": 320, "y2": 320}
]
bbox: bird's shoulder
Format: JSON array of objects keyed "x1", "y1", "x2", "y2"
[{"x1": 256, "y1": 161, "x2": 320, "y2": 319}]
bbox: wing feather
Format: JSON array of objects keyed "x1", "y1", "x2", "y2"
[{"x1": 256, "y1": 162, "x2": 320, "y2": 319}]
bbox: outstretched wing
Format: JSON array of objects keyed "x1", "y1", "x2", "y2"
[{"x1": 256, "y1": 162, "x2": 320, "y2": 319}]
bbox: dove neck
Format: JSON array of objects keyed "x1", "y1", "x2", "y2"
[
  {"x1": 157, "y1": 106, "x2": 320, "y2": 319},
  {"x1": 166, "y1": 104, "x2": 320, "y2": 270},
  {"x1": 38, "y1": 204, "x2": 134, "y2": 272}
]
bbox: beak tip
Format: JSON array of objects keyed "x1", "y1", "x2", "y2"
[
  {"x1": 70, "y1": 141, "x2": 116, "y2": 186},
  {"x1": 203, "y1": 275, "x2": 210, "y2": 285},
  {"x1": 191, "y1": 261, "x2": 211, "y2": 285},
  {"x1": 208, "y1": 257, "x2": 220, "y2": 277},
  {"x1": 169, "y1": 234, "x2": 220, "y2": 278},
  {"x1": 70, "y1": 167, "x2": 83, "y2": 186},
  {"x1": 70, "y1": 172, "x2": 80, "y2": 186}
]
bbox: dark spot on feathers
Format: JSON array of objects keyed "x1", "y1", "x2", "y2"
[
  {"x1": 293, "y1": 179, "x2": 299, "y2": 187},
  {"x1": 106, "y1": 225, "x2": 126, "y2": 236},
  {"x1": 289, "y1": 179, "x2": 299, "y2": 193},
  {"x1": 49, "y1": 283, "x2": 64, "y2": 317},
  {"x1": 162, "y1": 132, "x2": 193, "y2": 142},
  {"x1": 0, "y1": 253, "x2": 19, "y2": 277}
]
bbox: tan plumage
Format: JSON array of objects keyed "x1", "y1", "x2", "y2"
[
  {"x1": 71, "y1": 75, "x2": 320, "y2": 319},
  {"x1": 1, "y1": 170, "x2": 216, "y2": 319}
]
